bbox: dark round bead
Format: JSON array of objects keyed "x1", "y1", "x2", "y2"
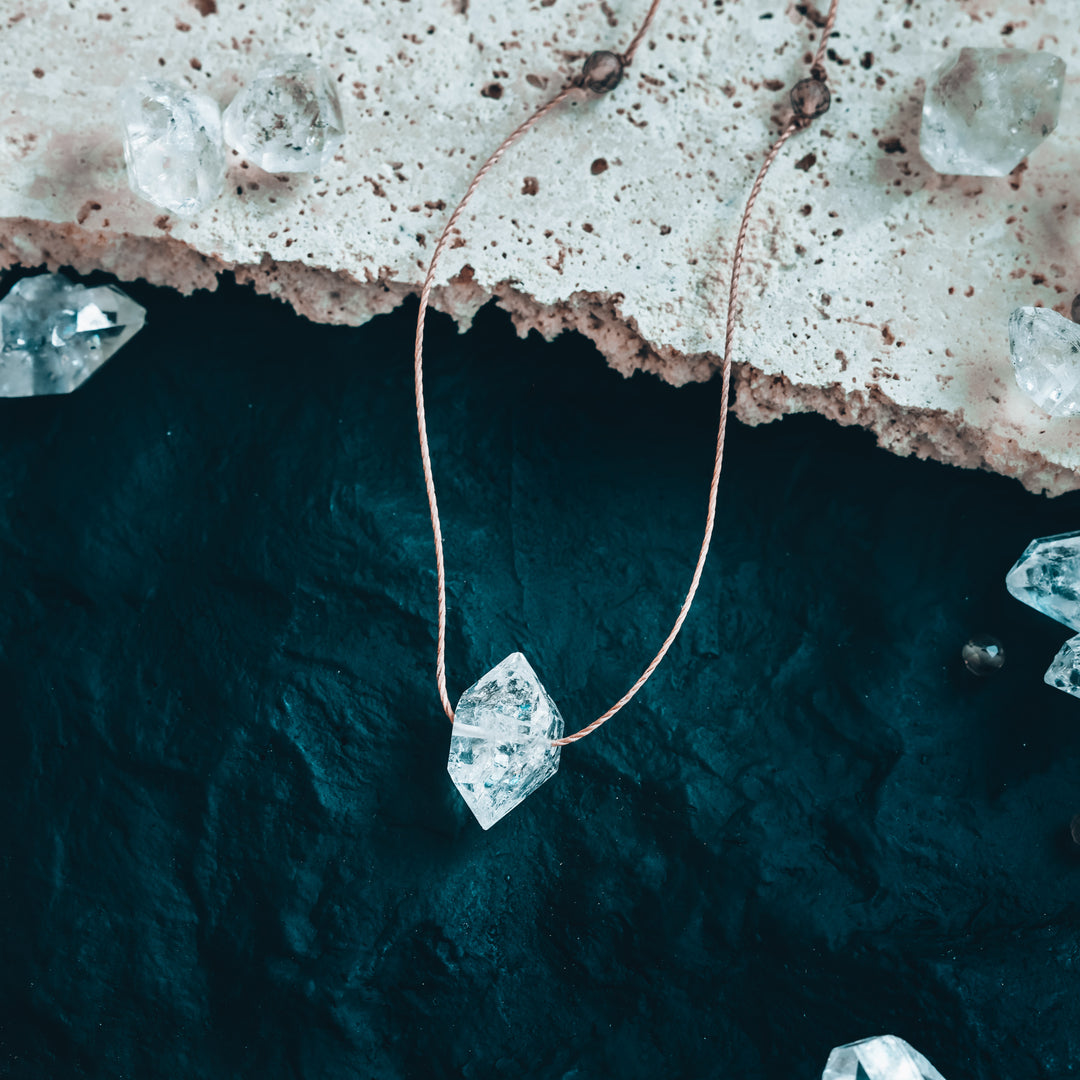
[
  {"x1": 582, "y1": 50, "x2": 624, "y2": 94},
  {"x1": 961, "y1": 634, "x2": 1005, "y2": 676},
  {"x1": 790, "y1": 77, "x2": 831, "y2": 120},
  {"x1": 1071, "y1": 293, "x2": 1080, "y2": 324},
  {"x1": 1071, "y1": 814, "x2": 1080, "y2": 848}
]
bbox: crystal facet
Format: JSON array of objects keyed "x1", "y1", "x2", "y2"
[
  {"x1": 447, "y1": 653, "x2": 563, "y2": 829},
  {"x1": 222, "y1": 55, "x2": 345, "y2": 173},
  {"x1": 1006, "y1": 531, "x2": 1080, "y2": 631},
  {"x1": 1045, "y1": 634, "x2": 1080, "y2": 699},
  {"x1": 822, "y1": 1036, "x2": 946, "y2": 1080},
  {"x1": 119, "y1": 78, "x2": 226, "y2": 216},
  {"x1": 920, "y1": 47, "x2": 1065, "y2": 177},
  {"x1": 0, "y1": 273, "x2": 146, "y2": 397},
  {"x1": 1009, "y1": 307, "x2": 1080, "y2": 417}
]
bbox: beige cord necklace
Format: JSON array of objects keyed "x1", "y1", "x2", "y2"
[{"x1": 414, "y1": 0, "x2": 840, "y2": 829}]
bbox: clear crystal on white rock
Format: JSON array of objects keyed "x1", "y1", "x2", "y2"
[
  {"x1": 1044, "y1": 634, "x2": 1080, "y2": 699},
  {"x1": 822, "y1": 1035, "x2": 946, "y2": 1080},
  {"x1": 0, "y1": 273, "x2": 145, "y2": 397},
  {"x1": 447, "y1": 652, "x2": 563, "y2": 829},
  {"x1": 222, "y1": 55, "x2": 345, "y2": 173},
  {"x1": 920, "y1": 47, "x2": 1065, "y2": 177},
  {"x1": 1006, "y1": 531, "x2": 1080, "y2": 631},
  {"x1": 119, "y1": 78, "x2": 226, "y2": 216},
  {"x1": 1009, "y1": 307, "x2": 1080, "y2": 417}
]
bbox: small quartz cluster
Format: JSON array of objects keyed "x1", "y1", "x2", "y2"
[
  {"x1": 1007, "y1": 531, "x2": 1080, "y2": 700},
  {"x1": 119, "y1": 57, "x2": 344, "y2": 217},
  {"x1": 920, "y1": 47, "x2": 1065, "y2": 177},
  {"x1": 822, "y1": 1035, "x2": 946, "y2": 1080},
  {"x1": 0, "y1": 273, "x2": 145, "y2": 397},
  {"x1": 446, "y1": 652, "x2": 563, "y2": 829}
]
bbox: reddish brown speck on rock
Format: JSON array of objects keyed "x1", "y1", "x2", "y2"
[
  {"x1": 480, "y1": 82, "x2": 503, "y2": 99},
  {"x1": 877, "y1": 137, "x2": 906, "y2": 154},
  {"x1": 190, "y1": 58, "x2": 202, "y2": 70},
  {"x1": 75, "y1": 201, "x2": 101, "y2": 225},
  {"x1": 521, "y1": 176, "x2": 539, "y2": 196},
  {"x1": 32, "y1": 67, "x2": 44, "y2": 78},
  {"x1": 175, "y1": 20, "x2": 191, "y2": 31},
  {"x1": 191, "y1": 0, "x2": 217, "y2": 14},
  {"x1": 590, "y1": 158, "x2": 609, "y2": 175},
  {"x1": 153, "y1": 215, "x2": 170, "y2": 230},
  {"x1": 795, "y1": 152, "x2": 817, "y2": 172},
  {"x1": 659, "y1": 224, "x2": 671, "y2": 235},
  {"x1": 795, "y1": 2, "x2": 829, "y2": 29}
]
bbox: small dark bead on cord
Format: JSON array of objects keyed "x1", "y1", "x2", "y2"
[
  {"x1": 961, "y1": 634, "x2": 1005, "y2": 676},
  {"x1": 582, "y1": 50, "x2": 624, "y2": 94},
  {"x1": 790, "y1": 76, "x2": 831, "y2": 121},
  {"x1": 1071, "y1": 293, "x2": 1080, "y2": 324}
]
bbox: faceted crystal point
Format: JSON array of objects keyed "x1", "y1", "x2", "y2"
[
  {"x1": 447, "y1": 652, "x2": 563, "y2": 829},
  {"x1": 1045, "y1": 635, "x2": 1080, "y2": 699},
  {"x1": 222, "y1": 55, "x2": 345, "y2": 174},
  {"x1": 0, "y1": 273, "x2": 146, "y2": 397},
  {"x1": 822, "y1": 1035, "x2": 946, "y2": 1080},
  {"x1": 1009, "y1": 307, "x2": 1080, "y2": 417},
  {"x1": 920, "y1": 47, "x2": 1065, "y2": 177},
  {"x1": 1006, "y1": 531, "x2": 1080, "y2": 630},
  {"x1": 119, "y1": 78, "x2": 226, "y2": 216}
]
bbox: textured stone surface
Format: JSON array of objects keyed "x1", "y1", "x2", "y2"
[
  {"x1": 1006, "y1": 531, "x2": 1080, "y2": 631},
  {"x1": 447, "y1": 652, "x2": 563, "y2": 829},
  {"x1": 3, "y1": 273, "x2": 1080, "y2": 1079},
  {"x1": 119, "y1": 77, "x2": 226, "y2": 216},
  {"x1": 222, "y1": 55, "x2": 344, "y2": 174},
  {"x1": 1009, "y1": 306, "x2": 1080, "y2": 417},
  {"x1": 822, "y1": 1035, "x2": 945, "y2": 1080},
  {"x1": 1, "y1": 2, "x2": 1080, "y2": 492},
  {"x1": 920, "y1": 48, "x2": 1065, "y2": 178},
  {"x1": 0, "y1": 271, "x2": 145, "y2": 395},
  {"x1": 1044, "y1": 634, "x2": 1080, "y2": 699}
]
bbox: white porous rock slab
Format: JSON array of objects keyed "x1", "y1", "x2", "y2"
[{"x1": 1, "y1": 0, "x2": 1079, "y2": 494}]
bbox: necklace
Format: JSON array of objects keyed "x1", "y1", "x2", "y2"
[{"x1": 414, "y1": 0, "x2": 840, "y2": 829}]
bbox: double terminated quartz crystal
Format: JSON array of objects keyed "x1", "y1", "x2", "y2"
[
  {"x1": 1007, "y1": 531, "x2": 1080, "y2": 700},
  {"x1": 223, "y1": 55, "x2": 345, "y2": 173},
  {"x1": 1009, "y1": 307, "x2": 1080, "y2": 417},
  {"x1": 822, "y1": 1036, "x2": 946, "y2": 1080},
  {"x1": 120, "y1": 78, "x2": 225, "y2": 216},
  {"x1": 920, "y1": 47, "x2": 1065, "y2": 177},
  {"x1": 447, "y1": 653, "x2": 563, "y2": 829},
  {"x1": 0, "y1": 274, "x2": 145, "y2": 397}
]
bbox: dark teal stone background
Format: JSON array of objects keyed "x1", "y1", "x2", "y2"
[{"x1": 1, "y1": 269, "x2": 1078, "y2": 1079}]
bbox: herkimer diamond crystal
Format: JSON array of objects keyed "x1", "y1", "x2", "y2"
[{"x1": 447, "y1": 653, "x2": 563, "y2": 829}]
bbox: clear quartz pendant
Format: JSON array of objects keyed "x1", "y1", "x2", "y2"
[{"x1": 447, "y1": 652, "x2": 563, "y2": 829}]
